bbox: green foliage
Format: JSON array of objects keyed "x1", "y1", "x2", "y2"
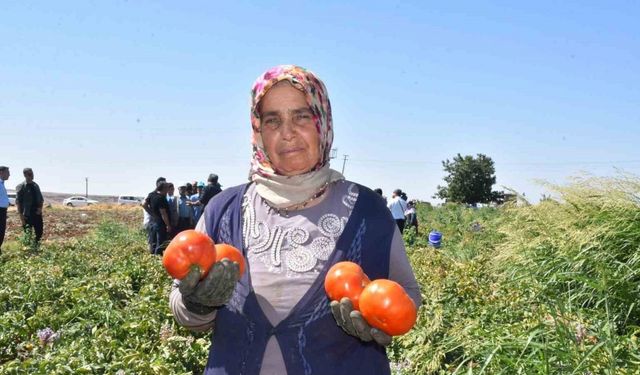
[
  {"x1": 435, "y1": 153, "x2": 500, "y2": 205},
  {"x1": 18, "y1": 227, "x2": 39, "y2": 253},
  {"x1": 0, "y1": 221, "x2": 209, "y2": 374},
  {"x1": 393, "y1": 175, "x2": 640, "y2": 374},
  {"x1": 3, "y1": 175, "x2": 640, "y2": 374}
]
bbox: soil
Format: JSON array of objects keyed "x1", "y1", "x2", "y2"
[{"x1": 4, "y1": 204, "x2": 142, "y2": 242}]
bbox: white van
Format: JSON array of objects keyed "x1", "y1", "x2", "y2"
[{"x1": 118, "y1": 195, "x2": 142, "y2": 205}]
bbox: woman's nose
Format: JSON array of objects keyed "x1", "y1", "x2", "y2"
[{"x1": 279, "y1": 117, "x2": 297, "y2": 139}]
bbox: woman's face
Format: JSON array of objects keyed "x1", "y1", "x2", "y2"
[{"x1": 257, "y1": 82, "x2": 320, "y2": 176}]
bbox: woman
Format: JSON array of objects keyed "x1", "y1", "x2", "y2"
[{"x1": 170, "y1": 65, "x2": 421, "y2": 375}]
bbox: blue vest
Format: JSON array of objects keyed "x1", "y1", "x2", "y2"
[{"x1": 203, "y1": 183, "x2": 395, "y2": 375}]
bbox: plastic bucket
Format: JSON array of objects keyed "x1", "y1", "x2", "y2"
[{"x1": 428, "y1": 230, "x2": 442, "y2": 248}]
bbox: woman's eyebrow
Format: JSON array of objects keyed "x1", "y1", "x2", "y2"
[
  {"x1": 260, "y1": 110, "x2": 280, "y2": 117},
  {"x1": 261, "y1": 107, "x2": 311, "y2": 117},
  {"x1": 291, "y1": 107, "x2": 313, "y2": 114}
]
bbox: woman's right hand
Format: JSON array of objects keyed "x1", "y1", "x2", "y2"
[
  {"x1": 330, "y1": 297, "x2": 392, "y2": 346},
  {"x1": 178, "y1": 259, "x2": 240, "y2": 315}
]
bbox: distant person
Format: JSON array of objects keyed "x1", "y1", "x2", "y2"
[
  {"x1": 188, "y1": 180, "x2": 200, "y2": 205},
  {"x1": 373, "y1": 188, "x2": 387, "y2": 202},
  {"x1": 16, "y1": 168, "x2": 45, "y2": 245},
  {"x1": 404, "y1": 200, "x2": 419, "y2": 235},
  {"x1": 166, "y1": 183, "x2": 178, "y2": 238},
  {"x1": 143, "y1": 181, "x2": 172, "y2": 255},
  {"x1": 199, "y1": 173, "x2": 223, "y2": 208},
  {"x1": 188, "y1": 182, "x2": 205, "y2": 223},
  {"x1": 176, "y1": 185, "x2": 194, "y2": 232},
  {"x1": 143, "y1": 177, "x2": 166, "y2": 232},
  {"x1": 0, "y1": 166, "x2": 10, "y2": 254},
  {"x1": 387, "y1": 188, "x2": 408, "y2": 233}
]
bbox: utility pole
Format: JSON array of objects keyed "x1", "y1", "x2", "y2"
[
  {"x1": 341, "y1": 154, "x2": 349, "y2": 175},
  {"x1": 85, "y1": 177, "x2": 88, "y2": 198}
]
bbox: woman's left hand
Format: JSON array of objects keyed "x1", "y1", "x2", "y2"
[{"x1": 330, "y1": 297, "x2": 392, "y2": 346}]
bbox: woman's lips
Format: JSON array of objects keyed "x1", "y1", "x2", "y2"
[{"x1": 279, "y1": 147, "x2": 304, "y2": 155}]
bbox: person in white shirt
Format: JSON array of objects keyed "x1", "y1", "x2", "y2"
[
  {"x1": 166, "y1": 182, "x2": 179, "y2": 238},
  {"x1": 404, "y1": 200, "x2": 419, "y2": 235},
  {"x1": 387, "y1": 188, "x2": 408, "y2": 233}
]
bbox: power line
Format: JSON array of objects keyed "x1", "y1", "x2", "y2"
[
  {"x1": 346, "y1": 158, "x2": 640, "y2": 166},
  {"x1": 500, "y1": 159, "x2": 640, "y2": 166}
]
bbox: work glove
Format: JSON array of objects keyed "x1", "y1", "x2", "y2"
[
  {"x1": 179, "y1": 259, "x2": 240, "y2": 315},
  {"x1": 330, "y1": 297, "x2": 392, "y2": 346}
]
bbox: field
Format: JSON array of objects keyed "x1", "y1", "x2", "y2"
[
  {"x1": 1, "y1": 176, "x2": 639, "y2": 374},
  {"x1": 3, "y1": 204, "x2": 140, "y2": 243}
]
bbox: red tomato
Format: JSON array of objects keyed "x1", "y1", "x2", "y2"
[
  {"x1": 215, "y1": 243, "x2": 246, "y2": 279},
  {"x1": 324, "y1": 261, "x2": 370, "y2": 310},
  {"x1": 162, "y1": 230, "x2": 217, "y2": 280},
  {"x1": 359, "y1": 279, "x2": 417, "y2": 336}
]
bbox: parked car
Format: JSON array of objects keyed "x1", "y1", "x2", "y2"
[
  {"x1": 8, "y1": 192, "x2": 16, "y2": 206},
  {"x1": 63, "y1": 196, "x2": 99, "y2": 207},
  {"x1": 118, "y1": 195, "x2": 142, "y2": 205}
]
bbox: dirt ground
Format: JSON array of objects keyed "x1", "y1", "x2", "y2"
[{"x1": 4, "y1": 205, "x2": 142, "y2": 242}]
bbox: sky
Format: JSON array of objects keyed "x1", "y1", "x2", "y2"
[{"x1": 1, "y1": 1, "x2": 639, "y2": 202}]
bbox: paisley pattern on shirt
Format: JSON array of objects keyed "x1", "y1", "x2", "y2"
[{"x1": 243, "y1": 182, "x2": 359, "y2": 276}]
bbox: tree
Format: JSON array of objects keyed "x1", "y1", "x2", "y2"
[{"x1": 434, "y1": 153, "x2": 499, "y2": 205}]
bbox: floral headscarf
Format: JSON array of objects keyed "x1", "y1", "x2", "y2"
[
  {"x1": 249, "y1": 65, "x2": 343, "y2": 208},
  {"x1": 250, "y1": 64, "x2": 333, "y2": 177}
]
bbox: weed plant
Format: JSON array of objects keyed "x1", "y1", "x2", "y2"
[{"x1": 392, "y1": 175, "x2": 640, "y2": 374}]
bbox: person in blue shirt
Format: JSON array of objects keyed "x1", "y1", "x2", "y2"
[
  {"x1": 189, "y1": 182, "x2": 205, "y2": 223},
  {"x1": 0, "y1": 166, "x2": 10, "y2": 254},
  {"x1": 176, "y1": 185, "x2": 194, "y2": 232}
]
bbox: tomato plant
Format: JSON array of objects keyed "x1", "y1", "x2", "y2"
[
  {"x1": 162, "y1": 230, "x2": 217, "y2": 280},
  {"x1": 359, "y1": 279, "x2": 417, "y2": 336},
  {"x1": 215, "y1": 243, "x2": 246, "y2": 278},
  {"x1": 324, "y1": 261, "x2": 370, "y2": 310}
]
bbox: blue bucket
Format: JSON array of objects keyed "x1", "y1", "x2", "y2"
[{"x1": 428, "y1": 230, "x2": 442, "y2": 248}]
